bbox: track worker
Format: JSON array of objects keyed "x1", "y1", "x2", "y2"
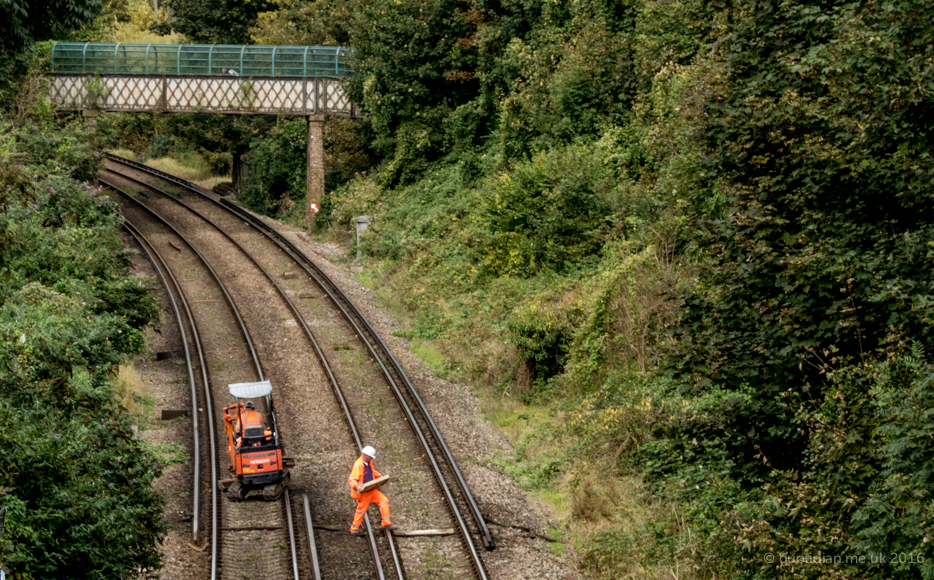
[
  {"x1": 348, "y1": 445, "x2": 393, "y2": 535},
  {"x1": 233, "y1": 401, "x2": 272, "y2": 447}
]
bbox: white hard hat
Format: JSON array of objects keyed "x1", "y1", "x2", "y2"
[{"x1": 361, "y1": 445, "x2": 376, "y2": 458}]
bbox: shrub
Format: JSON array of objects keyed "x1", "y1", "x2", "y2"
[
  {"x1": 854, "y1": 348, "x2": 934, "y2": 577},
  {"x1": 144, "y1": 133, "x2": 182, "y2": 159},
  {"x1": 479, "y1": 143, "x2": 614, "y2": 276},
  {"x1": 670, "y1": 0, "x2": 934, "y2": 474},
  {"x1": 0, "y1": 119, "x2": 163, "y2": 579},
  {"x1": 15, "y1": 120, "x2": 99, "y2": 182},
  {"x1": 0, "y1": 294, "x2": 164, "y2": 579},
  {"x1": 239, "y1": 118, "x2": 308, "y2": 216},
  {"x1": 506, "y1": 282, "x2": 584, "y2": 384},
  {"x1": 330, "y1": 175, "x2": 383, "y2": 228}
]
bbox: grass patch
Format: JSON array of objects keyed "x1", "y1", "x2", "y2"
[
  {"x1": 410, "y1": 338, "x2": 447, "y2": 376},
  {"x1": 116, "y1": 364, "x2": 151, "y2": 419},
  {"x1": 356, "y1": 269, "x2": 379, "y2": 291},
  {"x1": 476, "y1": 382, "x2": 703, "y2": 578},
  {"x1": 537, "y1": 488, "x2": 571, "y2": 522},
  {"x1": 149, "y1": 442, "x2": 189, "y2": 466},
  {"x1": 311, "y1": 220, "x2": 356, "y2": 246},
  {"x1": 107, "y1": 148, "x2": 137, "y2": 161},
  {"x1": 145, "y1": 153, "x2": 215, "y2": 182}
]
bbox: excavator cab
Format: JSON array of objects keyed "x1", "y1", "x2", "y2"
[{"x1": 221, "y1": 380, "x2": 290, "y2": 501}]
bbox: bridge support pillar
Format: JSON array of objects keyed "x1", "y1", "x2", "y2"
[
  {"x1": 306, "y1": 115, "x2": 326, "y2": 231},
  {"x1": 82, "y1": 109, "x2": 99, "y2": 125}
]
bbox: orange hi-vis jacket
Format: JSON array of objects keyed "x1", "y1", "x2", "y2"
[
  {"x1": 348, "y1": 455, "x2": 382, "y2": 500},
  {"x1": 235, "y1": 409, "x2": 264, "y2": 437}
]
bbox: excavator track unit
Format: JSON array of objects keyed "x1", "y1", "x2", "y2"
[{"x1": 221, "y1": 380, "x2": 290, "y2": 501}]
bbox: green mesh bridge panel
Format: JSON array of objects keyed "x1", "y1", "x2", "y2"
[{"x1": 51, "y1": 43, "x2": 353, "y2": 78}]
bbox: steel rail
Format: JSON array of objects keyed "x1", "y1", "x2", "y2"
[
  {"x1": 102, "y1": 154, "x2": 492, "y2": 577},
  {"x1": 225, "y1": 203, "x2": 490, "y2": 579},
  {"x1": 102, "y1": 170, "x2": 394, "y2": 580},
  {"x1": 123, "y1": 219, "x2": 220, "y2": 578},
  {"x1": 122, "y1": 222, "x2": 202, "y2": 545},
  {"x1": 103, "y1": 179, "x2": 264, "y2": 381},
  {"x1": 302, "y1": 494, "x2": 322, "y2": 580},
  {"x1": 103, "y1": 181, "x2": 297, "y2": 578},
  {"x1": 284, "y1": 488, "x2": 300, "y2": 580}
]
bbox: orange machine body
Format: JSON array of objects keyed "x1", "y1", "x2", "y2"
[{"x1": 223, "y1": 403, "x2": 285, "y2": 487}]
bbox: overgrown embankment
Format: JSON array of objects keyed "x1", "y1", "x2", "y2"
[
  {"x1": 0, "y1": 119, "x2": 164, "y2": 578},
  {"x1": 79, "y1": 0, "x2": 934, "y2": 577},
  {"x1": 311, "y1": 0, "x2": 934, "y2": 578}
]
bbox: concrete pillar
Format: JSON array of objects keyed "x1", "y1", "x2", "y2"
[
  {"x1": 306, "y1": 115, "x2": 326, "y2": 231},
  {"x1": 82, "y1": 109, "x2": 99, "y2": 125}
]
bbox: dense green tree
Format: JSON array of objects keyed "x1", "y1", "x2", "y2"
[
  {"x1": 347, "y1": 0, "x2": 481, "y2": 180},
  {"x1": 251, "y1": 0, "x2": 355, "y2": 46},
  {"x1": 344, "y1": 0, "x2": 658, "y2": 182},
  {"x1": 0, "y1": 0, "x2": 103, "y2": 103},
  {"x1": 0, "y1": 121, "x2": 164, "y2": 579},
  {"x1": 0, "y1": 0, "x2": 103, "y2": 54},
  {"x1": 165, "y1": 0, "x2": 273, "y2": 44},
  {"x1": 669, "y1": 0, "x2": 934, "y2": 473}
]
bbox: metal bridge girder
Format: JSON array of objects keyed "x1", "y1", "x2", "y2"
[{"x1": 47, "y1": 74, "x2": 357, "y2": 117}]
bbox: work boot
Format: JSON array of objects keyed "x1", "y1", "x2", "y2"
[
  {"x1": 382, "y1": 524, "x2": 396, "y2": 532},
  {"x1": 350, "y1": 528, "x2": 365, "y2": 537}
]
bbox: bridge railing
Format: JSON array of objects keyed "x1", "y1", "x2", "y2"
[{"x1": 50, "y1": 43, "x2": 353, "y2": 78}]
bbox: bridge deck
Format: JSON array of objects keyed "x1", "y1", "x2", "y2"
[
  {"x1": 48, "y1": 74, "x2": 355, "y2": 117},
  {"x1": 48, "y1": 43, "x2": 356, "y2": 117}
]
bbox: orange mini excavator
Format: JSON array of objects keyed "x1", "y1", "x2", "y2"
[{"x1": 221, "y1": 380, "x2": 290, "y2": 501}]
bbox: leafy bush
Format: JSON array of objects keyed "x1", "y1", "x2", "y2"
[
  {"x1": 506, "y1": 281, "x2": 583, "y2": 384},
  {"x1": 97, "y1": 112, "x2": 157, "y2": 156},
  {"x1": 0, "y1": 119, "x2": 163, "y2": 579},
  {"x1": 239, "y1": 118, "x2": 308, "y2": 216},
  {"x1": 144, "y1": 133, "x2": 183, "y2": 160},
  {"x1": 0, "y1": 291, "x2": 164, "y2": 578},
  {"x1": 15, "y1": 120, "x2": 100, "y2": 182},
  {"x1": 855, "y1": 349, "x2": 934, "y2": 577},
  {"x1": 165, "y1": 0, "x2": 273, "y2": 44},
  {"x1": 479, "y1": 143, "x2": 614, "y2": 276},
  {"x1": 672, "y1": 0, "x2": 934, "y2": 438},
  {"x1": 330, "y1": 174, "x2": 383, "y2": 228}
]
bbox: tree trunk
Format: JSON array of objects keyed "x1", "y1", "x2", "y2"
[{"x1": 516, "y1": 355, "x2": 534, "y2": 393}]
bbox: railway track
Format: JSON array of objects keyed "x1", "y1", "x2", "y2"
[
  {"x1": 102, "y1": 153, "x2": 494, "y2": 580},
  {"x1": 107, "y1": 175, "x2": 394, "y2": 578},
  {"x1": 108, "y1": 182, "x2": 306, "y2": 580}
]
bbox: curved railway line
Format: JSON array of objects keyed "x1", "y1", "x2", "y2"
[
  {"x1": 114, "y1": 187, "x2": 303, "y2": 580},
  {"x1": 106, "y1": 177, "x2": 393, "y2": 580},
  {"x1": 102, "y1": 153, "x2": 495, "y2": 580}
]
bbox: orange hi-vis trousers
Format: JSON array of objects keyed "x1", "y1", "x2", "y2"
[{"x1": 350, "y1": 489, "x2": 391, "y2": 531}]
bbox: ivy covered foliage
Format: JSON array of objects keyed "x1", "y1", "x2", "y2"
[
  {"x1": 0, "y1": 0, "x2": 103, "y2": 103},
  {"x1": 165, "y1": 0, "x2": 273, "y2": 44},
  {"x1": 297, "y1": 0, "x2": 934, "y2": 576},
  {"x1": 670, "y1": 0, "x2": 934, "y2": 475},
  {"x1": 0, "y1": 120, "x2": 163, "y2": 579},
  {"x1": 94, "y1": 0, "x2": 934, "y2": 575}
]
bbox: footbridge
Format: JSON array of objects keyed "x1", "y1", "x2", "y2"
[{"x1": 49, "y1": 42, "x2": 358, "y2": 226}]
